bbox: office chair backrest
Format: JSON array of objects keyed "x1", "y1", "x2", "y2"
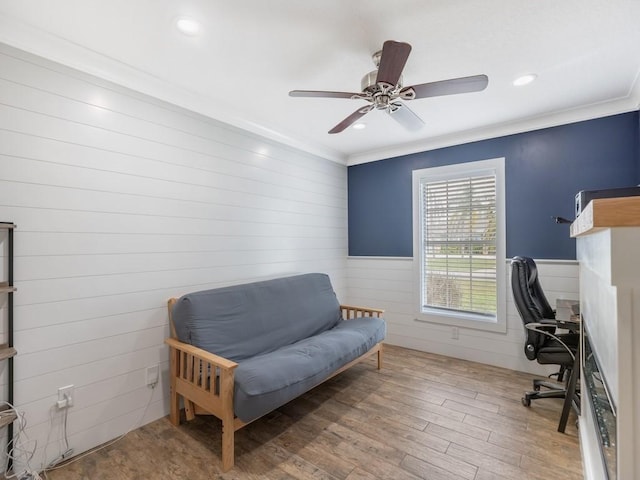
[{"x1": 511, "y1": 256, "x2": 555, "y2": 360}]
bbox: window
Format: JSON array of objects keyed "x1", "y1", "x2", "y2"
[{"x1": 413, "y1": 158, "x2": 506, "y2": 332}]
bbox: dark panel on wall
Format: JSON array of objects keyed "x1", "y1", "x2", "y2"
[
  {"x1": 638, "y1": 112, "x2": 640, "y2": 183},
  {"x1": 348, "y1": 111, "x2": 640, "y2": 259}
]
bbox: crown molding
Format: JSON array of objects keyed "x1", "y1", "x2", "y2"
[
  {"x1": 0, "y1": 15, "x2": 347, "y2": 165},
  {"x1": 629, "y1": 65, "x2": 640, "y2": 109},
  {"x1": 347, "y1": 97, "x2": 639, "y2": 166},
  {"x1": 1, "y1": 13, "x2": 636, "y2": 169}
]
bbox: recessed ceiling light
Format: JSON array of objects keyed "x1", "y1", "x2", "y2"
[
  {"x1": 175, "y1": 17, "x2": 201, "y2": 36},
  {"x1": 352, "y1": 123, "x2": 366, "y2": 130},
  {"x1": 513, "y1": 73, "x2": 537, "y2": 87}
]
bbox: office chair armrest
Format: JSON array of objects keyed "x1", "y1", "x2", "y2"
[
  {"x1": 539, "y1": 318, "x2": 557, "y2": 325},
  {"x1": 539, "y1": 317, "x2": 580, "y2": 331},
  {"x1": 525, "y1": 322, "x2": 576, "y2": 361}
]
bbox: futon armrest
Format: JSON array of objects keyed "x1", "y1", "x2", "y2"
[
  {"x1": 340, "y1": 304, "x2": 385, "y2": 319},
  {"x1": 165, "y1": 337, "x2": 238, "y2": 371}
]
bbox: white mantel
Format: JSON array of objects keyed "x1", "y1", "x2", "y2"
[{"x1": 572, "y1": 197, "x2": 640, "y2": 480}]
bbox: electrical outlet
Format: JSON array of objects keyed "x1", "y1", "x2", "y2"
[
  {"x1": 57, "y1": 385, "x2": 74, "y2": 409},
  {"x1": 451, "y1": 326, "x2": 459, "y2": 340},
  {"x1": 146, "y1": 365, "x2": 159, "y2": 387}
]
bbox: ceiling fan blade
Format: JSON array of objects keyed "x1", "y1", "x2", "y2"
[
  {"x1": 401, "y1": 74, "x2": 489, "y2": 99},
  {"x1": 375, "y1": 40, "x2": 412, "y2": 87},
  {"x1": 388, "y1": 103, "x2": 425, "y2": 131},
  {"x1": 328, "y1": 106, "x2": 373, "y2": 134},
  {"x1": 289, "y1": 90, "x2": 363, "y2": 99}
]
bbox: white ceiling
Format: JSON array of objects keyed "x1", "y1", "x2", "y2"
[{"x1": 1, "y1": 1, "x2": 639, "y2": 165}]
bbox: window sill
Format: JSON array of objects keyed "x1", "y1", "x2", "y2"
[{"x1": 414, "y1": 309, "x2": 507, "y2": 333}]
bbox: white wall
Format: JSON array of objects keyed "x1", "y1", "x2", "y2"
[
  {"x1": 346, "y1": 257, "x2": 578, "y2": 375},
  {"x1": 0, "y1": 43, "x2": 347, "y2": 470},
  {"x1": 0, "y1": 37, "x2": 582, "y2": 474}
]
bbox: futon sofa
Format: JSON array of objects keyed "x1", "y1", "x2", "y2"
[{"x1": 165, "y1": 273, "x2": 386, "y2": 471}]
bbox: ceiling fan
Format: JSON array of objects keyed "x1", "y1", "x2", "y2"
[{"x1": 289, "y1": 40, "x2": 488, "y2": 134}]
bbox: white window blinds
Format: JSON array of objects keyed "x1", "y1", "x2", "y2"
[{"x1": 420, "y1": 173, "x2": 497, "y2": 317}]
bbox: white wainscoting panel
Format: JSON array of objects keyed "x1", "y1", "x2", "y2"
[
  {"x1": 0, "y1": 43, "x2": 347, "y2": 471},
  {"x1": 346, "y1": 257, "x2": 578, "y2": 375}
]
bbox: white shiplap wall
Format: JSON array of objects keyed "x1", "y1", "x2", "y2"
[
  {"x1": 346, "y1": 257, "x2": 578, "y2": 375},
  {"x1": 0, "y1": 43, "x2": 347, "y2": 470}
]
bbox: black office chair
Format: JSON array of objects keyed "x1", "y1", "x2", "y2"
[{"x1": 511, "y1": 256, "x2": 579, "y2": 406}]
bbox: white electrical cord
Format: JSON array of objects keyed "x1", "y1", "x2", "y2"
[
  {"x1": 42, "y1": 394, "x2": 73, "y2": 471},
  {"x1": 1, "y1": 402, "x2": 43, "y2": 480},
  {"x1": 41, "y1": 383, "x2": 157, "y2": 478}
]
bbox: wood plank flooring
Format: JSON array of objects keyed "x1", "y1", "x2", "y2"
[{"x1": 43, "y1": 346, "x2": 582, "y2": 480}]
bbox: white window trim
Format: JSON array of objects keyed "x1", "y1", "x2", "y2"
[{"x1": 412, "y1": 157, "x2": 506, "y2": 333}]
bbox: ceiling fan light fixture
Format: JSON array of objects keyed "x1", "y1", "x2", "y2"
[
  {"x1": 175, "y1": 17, "x2": 201, "y2": 36},
  {"x1": 352, "y1": 123, "x2": 367, "y2": 130},
  {"x1": 513, "y1": 73, "x2": 537, "y2": 86}
]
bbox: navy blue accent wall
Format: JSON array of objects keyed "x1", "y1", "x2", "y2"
[
  {"x1": 348, "y1": 111, "x2": 640, "y2": 260},
  {"x1": 637, "y1": 112, "x2": 640, "y2": 182}
]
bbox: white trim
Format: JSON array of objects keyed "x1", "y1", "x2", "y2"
[
  {"x1": 412, "y1": 157, "x2": 507, "y2": 333},
  {"x1": 348, "y1": 99, "x2": 637, "y2": 166},
  {"x1": 506, "y1": 258, "x2": 579, "y2": 266},
  {"x1": 0, "y1": 15, "x2": 347, "y2": 166},
  {"x1": 629, "y1": 64, "x2": 640, "y2": 109},
  {"x1": 0, "y1": 13, "x2": 636, "y2": 168},
  {"x1": 347, "y1": 256, "x2": 413, "y2": 261},
  {"x1": 347, "y1": 256, "x2": 577, "y2": 264}
]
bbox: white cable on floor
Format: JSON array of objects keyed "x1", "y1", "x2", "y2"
[
  {"x1": 1, "y1": 402, "x2": 43, "y2": 480},
  {"x1": 41, "y1": 382, "x2": 157, "y2": 478}
]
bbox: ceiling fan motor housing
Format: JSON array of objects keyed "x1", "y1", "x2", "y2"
[{"x1": 361, "y1": 70, "x2": 403, "y2": 94}]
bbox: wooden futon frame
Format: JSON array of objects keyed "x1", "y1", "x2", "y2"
[{"x1": 165, "y1": 300, "x2": 384, "y2": 471}]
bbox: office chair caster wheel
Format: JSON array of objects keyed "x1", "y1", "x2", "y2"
[{"x1": 521, "y1": 396, "x2": 531, "y2": 407}]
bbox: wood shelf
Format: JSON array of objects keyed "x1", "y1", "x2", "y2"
[
  {"x1": 0, "y1": 283, "x2": 16, "y2": 294},
  {"x1": 0, "y1": 346, "x2": 16, "y2": 361},
  {"x1": 0, "y1": 405, "x2": 16, "y2": 429},
  {"x1": 570, "y1": 196, "x2": 640, "y2": 237},
  {"x1": 0, "y1": 223, "x2": 15, "y2": 230}
]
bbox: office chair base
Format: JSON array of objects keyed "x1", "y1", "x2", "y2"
[{"x1": 522, "y1": 379, "x2": 566, "y2": 407}]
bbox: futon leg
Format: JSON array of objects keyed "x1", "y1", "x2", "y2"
[
  {"x1": 377, "y1": 345, "x2": 383, "y2": 370},
  {"x1": 169, "y1": 385, "x2": 180, "y2": 426},
  {"x1": 221, "y1": 417, "x2": 235, "y2": 471},
  {"x1": 169, "y1": 349, "x2": 180, "y2": 426},
  {"x1": 185, "y1": 400, "x2": 196, "y2": 421}
]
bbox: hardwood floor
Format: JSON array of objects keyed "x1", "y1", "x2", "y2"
[{"x1": 44, "y1": 346, "x2": 582, "y2": 480}]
